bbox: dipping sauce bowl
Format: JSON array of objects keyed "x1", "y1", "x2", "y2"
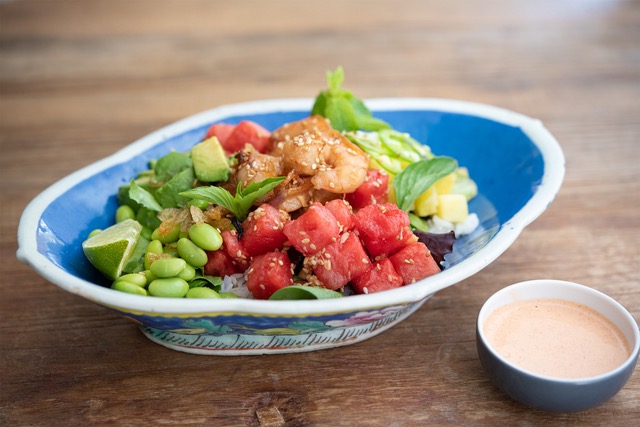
[{"x1": 476, "y1": 279, "x2": 640, "y2": 412}]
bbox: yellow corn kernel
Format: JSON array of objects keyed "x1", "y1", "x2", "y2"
[
  {"x1": 413, "y1": 186, "x2": 439, "y2": 217},
  {"x1": 434, "y1": 173, "x2": 457, "y2": 195},
  {"x1": 436, "y1": 194, "x2": 469, "y2": 223}
]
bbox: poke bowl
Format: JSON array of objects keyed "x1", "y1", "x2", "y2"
[{"x1": 17, "y1": 97, "x2": 565, "y2": 355}]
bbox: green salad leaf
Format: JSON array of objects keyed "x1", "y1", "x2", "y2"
[
  {"x1": 269, "y1": 285, "x2": 343, "y2": 300},
  {"x1": 180, "y1": 176, "x2": 284, "y2": 220},
  {"x1": 311, "y1": 67, "x2": 390, "y2": 132},
  {"x1": 393, "y1": 157, "x2": 457, "y2": 212},
  {"x1": 128, "y1": 179, "x2": 163, "y2": 212}
]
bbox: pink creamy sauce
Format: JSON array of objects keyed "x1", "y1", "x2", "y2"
[{"x1": 484, "y1": 298, "x2": 631, "y2": 379}]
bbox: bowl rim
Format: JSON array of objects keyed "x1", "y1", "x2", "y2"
[
  {"x1": 477, "y1": 279, "x2": 640, "y2": 383},
  {"x1": 17, "y1": 97, "x2": 565, "y2": 315}
]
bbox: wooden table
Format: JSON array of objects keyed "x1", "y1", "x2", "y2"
[{"x1": 2, "y1": 1, "x2": 639, "y2": 425}]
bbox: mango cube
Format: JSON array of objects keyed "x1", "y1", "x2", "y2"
[
  {"x1": 436, "y1": 194, "x2": 469, "y2": 223},
  {"x1": 434, "y1": 173, "x2": 457, "y2": 195},
  {"x1": 413, "y1": 187, "x2": 438, "y2": 217}
]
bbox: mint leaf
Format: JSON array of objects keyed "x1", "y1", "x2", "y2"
[
  {"x1": 327, "y1": 66, "x2": 344, "y2": 92},
  {"x1": 180, "y1": 176, "x2": 284, "y2": 220},
  {"x1": 180, "y1": 185, "x2": 239, "y2": 217},
  {"x1": 129, "y1": 179, "x2": 163, "y2": 212},
  {"x1": 311, "y1": 67, "x2": 390, "y2": 132},
  {"x1": 393, "y1": 157, "x2": 457, "y2": 212}
]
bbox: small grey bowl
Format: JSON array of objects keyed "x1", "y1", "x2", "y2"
[{"x1": 476, "y1": 279, "x2": 640, "y2": 412}]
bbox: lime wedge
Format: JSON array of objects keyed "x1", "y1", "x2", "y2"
[{"x1": 82, "y1": 219, "x2": 143, "y2": 280}]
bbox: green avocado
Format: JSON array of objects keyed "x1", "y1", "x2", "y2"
[{"x1": 191, "y1": 137, "x2": 230, "y2": 182}]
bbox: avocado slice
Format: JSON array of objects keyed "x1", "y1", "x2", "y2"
[{"x1": 191, "y1": 137, "x2": 230, "y2": 182}]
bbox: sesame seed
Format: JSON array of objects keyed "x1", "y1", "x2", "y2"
[
  {"x1": 309, "y1": 243, "x2": 317, "y2": 251},
  {"x1": 362, "y1": 257, "x2": 369, "y2": 264},
  {"x1": 363, "y1": 287, "x2": 369, "y2": 294},
  {"x1": 301, "y1": 238, "x2": 310, "y2": 244}
]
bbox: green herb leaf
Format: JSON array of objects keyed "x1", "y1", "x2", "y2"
[
  {"x1": 311, "y1": 66, "x2": 390, "y2": 132},
  {"x1": 154, "y1": 167, "x2": 195, "y2": 209},
  {"x1": 393, "y1": 157, "x2": 457, "y2": 212},
  {"x1": 129, "y1": 179, "x2": 163, "y2": 212},
  {"x1": 180, "y1": 176, "x2": 284, "y2": 220},
  {"x1": 180, "y1": 185, "x2": 239, "y2": 217},
  {"x1": 269, "y1": 285, "x2": 343, "y2": 300}
]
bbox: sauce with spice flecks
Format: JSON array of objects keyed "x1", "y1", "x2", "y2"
[{"x1": 484, "y1": 299, "x2": 631, "y2": 379}]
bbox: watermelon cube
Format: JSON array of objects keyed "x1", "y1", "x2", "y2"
[
  {"x1": 346, "y1": 169, "x2": 389, "y2": 209},
  {"x1": 351, "y1": 258, "x2": 403, "y2": 294},
  {"x1": 204, "y1": 249, "x2": 242, "y2": 277},
  {"x1": 311, "y1": 231, "x2": 371, "y2": 290},
  {"x1": 283, "y1": 203, "x2": 340, "y2": 256},
  {"x1": 353, "y1": 203, "x2": 417, "y2": 259},
  {"x1": 204, "y1": 123, "x2": 235, "y2": 145},
  {"x1": 241, "y1": 204, "x2": 290, "y2": 257},
  {"x1": 324, "y1": 199, "x2": 355, "y2": 232},
  {"x1": 389, "y1": 242, "x2": 441, "y2": 285},
  {"x1": 221, "y1": 229, "x2": 251, "y2": 271},
  {"x1": 247, "y1": 251, "x2": 294, "y2": 299},
  {"x1": 223, "y1": 120, "x2": 271, "y2": 153}
]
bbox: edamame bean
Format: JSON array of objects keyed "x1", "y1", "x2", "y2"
[
  {"x1": 188, "y1": 199, "x2": 209, "y2": 210},
  {"x1": 150, "y1": 257, "x2": 187, "y2": 278},
  {"x1": 177, "y1": 263, "x2": 196, "y2": 281},
  {"x1": 141, "y1": 226, "x2": 153, "y2": 241},
  {"x1": 116, "y1": 205, "x2": 136, "y2": 223},
  {"x1": 177, "y1": 237, "x2": 208, "y2": 268},
  {"x1": 148, "y1": 278, "x2": 189, "y2": 298},
  {"x1": 88, "y1": 229, "x2": 102, "y2": 238},
  {"x1": 151, "y1": 224, "x2": 180, "y2": 243},
  {"x1": 218, "y1": 291, "x2": 239, "y2": 299},
  {"x1": 188, "y1": 223, "x2": 223, "y2": 251},
  {"x1": 115, "y1": 273, "x2": 147, "y2": 288},
  {"x1": 144, "y1": 239, "x2": 164, "y2": 270},
  {"x1": 143, "y1": 269, "x2": 157, "y2": 283},
  {"x1": 186, "y1": 287, "x2": 221, "y2": 299},
  {"x1": 112, "y1": 280, "x2": 147, "y2": 296}
]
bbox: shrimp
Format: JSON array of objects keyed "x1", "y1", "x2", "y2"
[
  {"x1": 269, "y1": 115, "x2": 369, "y2": 194},
  {"x1": 234, "y1": 144, "x2": 283, "y2": 188}
]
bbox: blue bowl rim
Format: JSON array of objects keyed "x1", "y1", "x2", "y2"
[{"x1": 17, "y1": 98, "x2": 565, "y2": 315}]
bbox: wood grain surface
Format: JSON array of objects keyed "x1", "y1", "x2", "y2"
[{"x1": 1, "y1": 1, "x2": 639, "y2": 425}]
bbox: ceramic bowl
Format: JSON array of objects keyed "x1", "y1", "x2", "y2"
[
  {"x1": 476, "y1": 280, "x2": 640, "y2": 412},
  {"x1": 17, "y1": 98, "x2": 565, "y2": 355}
]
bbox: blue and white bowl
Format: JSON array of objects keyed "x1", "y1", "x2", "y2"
[{"x1": 17, "y1": 98, "x2": 565, "y2": 355}]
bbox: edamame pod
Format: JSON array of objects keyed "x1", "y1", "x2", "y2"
[
  {"x1": 150, "y1": 257, "x2": 187, "y2": 278},
  {"x1": 148, "y1": 278, "x2": 189, "y2": 298},
  {"x1": 186, "y1": 287, "x2": 221, "y2": 299},
  {"x1": 188, "y1": 223, "x2": 223, "y2": 251},
  {"x1": 177, "y1": 238, "x2": 208, "y2": 268}
]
